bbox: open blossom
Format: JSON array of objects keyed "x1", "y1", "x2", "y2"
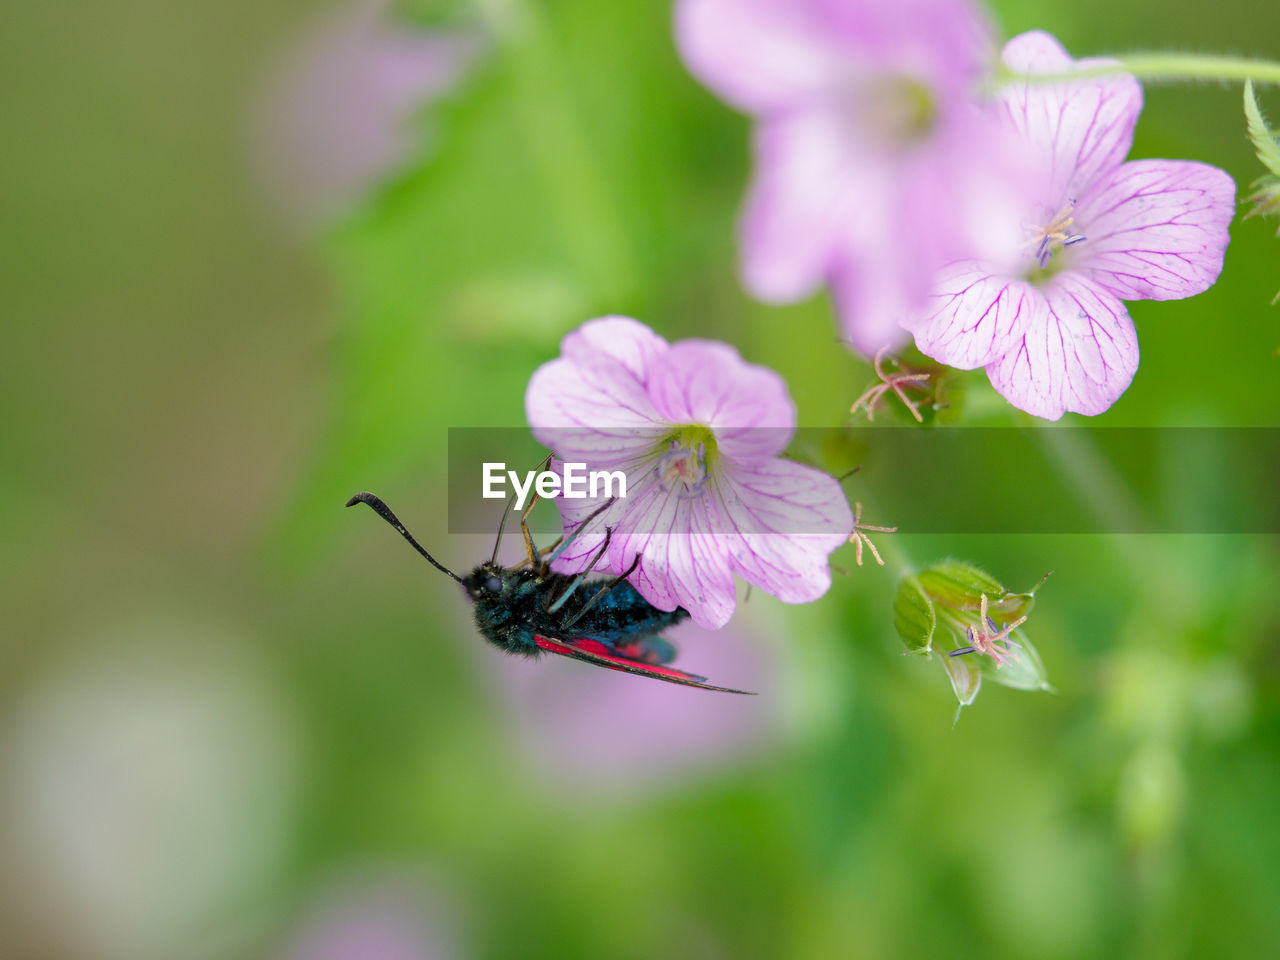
[
  {"x1": 525, "y1": 317, "x2": 852, "y2": 629},
  {"x1": 675, "y1": 0, "x2": 1032, "y2": 355},
  {"x1": 903, "y1": 31, "x2": 1236, "y2": 419}
]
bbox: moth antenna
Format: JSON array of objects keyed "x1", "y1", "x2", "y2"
[{"x1": 346, "y1": 492, "x2": 464, "y2": 584}]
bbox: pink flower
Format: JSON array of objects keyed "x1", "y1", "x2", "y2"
[
  {"x1": 251, "y1": 0, "x2": 483, "y2": 227},
  {"x1": 674, "y1": 0, "x2": 1032, "y2": 354},
  {"x1": 525, "y1": 317, "x2": 852, "y2": 630},
  {"x1": 903, "y1": 31, "x2": 1236, "y2": 419}
]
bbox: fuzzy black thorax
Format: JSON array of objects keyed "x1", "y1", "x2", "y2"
[{"x1": 463, "y1": 562, "x2": 688, "y2": 656}]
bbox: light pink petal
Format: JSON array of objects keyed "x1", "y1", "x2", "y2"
[
  {"x1": 538, "y1": 459, "x2": 641, "y2": 575},
  {"x1": 1075, "y1": 158, "x2": 1236, "y2": 301},
  {"x1": 828, "y1": 106, "x2": 1039, "y2": 356},
  {"x1": 548, "y1": 460, "x2": 684, "y2": 577},
  {"x1": 809, "y1": 0, "x2": 996, "y2": 91},
  {"x1": 525, "y1": 318, "x2": 668, "y2": 463},
  {"x1": 985, "y1": 273, "x2": 1138, "y2": 419},
  {"x1": 647, "y1": 341, "x2": 795, "y2": 461},
  {"x1": 560, "y1": 315, "x2": 669, "y2": 382},
  {"x1": 740, "y1": 107, "x2": 859, "y2": 303},
  {"x1": 999, "y1": 31, "x2": 1143, "y2": 205},
  {"x1": 677, "y1": 0, "x2": 995, "y2": 114},
  {"x1": 713, "y1": 460, "x2": 852, "y2": 604},
  {"x1": 903, "y1": 262, "x2": 1039, "y2": 370},
  {"x1": 829, "y1": 247, "x2": 915, "y2": 356},
  {"x1": 607, "y1": 490, "x2": 738, "y2": 629},
  {"x1": 674, "y1": 0, "x2": 843, "y2": 114}
]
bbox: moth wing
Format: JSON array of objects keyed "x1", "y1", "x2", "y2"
[{"x1": 533, "y1": 635, "x2": 755, "y2": 695}]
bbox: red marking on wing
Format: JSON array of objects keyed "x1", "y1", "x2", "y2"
[{"x1": 533, "y1": 635, "x2": 753, "y2": 694}]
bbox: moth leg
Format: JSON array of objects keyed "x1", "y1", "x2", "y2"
[
  {"x1": 512, "y1": 453, "x2": 556, "y2": 568},
  {"x1": 561, "y1": 554, "x2": 641, "y2": 630},
  {"x1": 547, "y1": 528, "x2": 614, "y2": 615},
  {"x1": 512, "y1": 536, "x2": 564, "y2": 571},
  {"x1": 542, "y1": 499, "x2": 616, "y2": 576},
  {"x1": 519, "y1": 495, "x2": 545, "y2": 568}
]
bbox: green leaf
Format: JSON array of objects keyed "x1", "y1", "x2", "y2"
[
  {"x1": 893, "y1": 575, "x2": 936, "y2": 655},
  {"x1": 943, "y1": 650, "x2": 983, "y2": 710}
]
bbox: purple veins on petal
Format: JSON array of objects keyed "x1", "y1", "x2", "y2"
[
  {"x1": 903, "y1": 29, "x2": 1234, "y2": 419},
  {"x1": 525, "y1": 316, "x2": 852, "y2": 629}
]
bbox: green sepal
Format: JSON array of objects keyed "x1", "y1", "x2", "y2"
[
  {"x1": 943, "y1": 648, "x2": 983, "y2": 718},
  {"x1": 916, "y1": 562, "x2": 1005, "y2": 611},
  {"x1": 1243, "y1": 81, "x2": 1280, "y2": 306},
  {"x1": 1245, "y1": 80, "x2": 1280, "y2": 183},
  {"x1": 893, "y1": 575, "x2": 937, "y2": 656}
]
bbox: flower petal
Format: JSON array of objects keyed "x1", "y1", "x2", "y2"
[
  {"x1": 561, "y1": 315, "x2": 669, "y2": 383},
  {"x1": 674, "y1": 0, "x2": 844, "y2": 114},
  {"x1": 1075, "y1": 158, "x2": 1236, "y2": 301},
  {"x1": 985, "y1": 274, "x2": 1138, "y2": 419},
  {"x1": 526, "y1": 318, "x2": 668, "y2": 463},
  {"x1": 713, "y1": 459, "x2": 852, "y2": 604},
  {"x1": 830, "y1": 258, "x2": 914, "y2": 356},
  {"x1": 740, "y1": 106, "x2": 859, "y2": 303},
  {"x1": 607, "y1": 487, "x2": 739, "y2": 629},
  {"x1": 999, "y1": 31, "x2": 1143, "y2": 205},
  {"x1": 903, "y1": 262, "x2": 1039, "y2": 370},
  {"x1": 647, "y1": 341, "x2": 795, "y2": 460}
]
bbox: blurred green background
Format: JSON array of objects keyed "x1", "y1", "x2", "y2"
[{"x1": 3, "y1": 1, "x2": 1278, "y2": 957}]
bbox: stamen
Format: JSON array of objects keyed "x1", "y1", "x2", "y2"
[
  {"x1": 654, "y1": 439, "x2": 709, "y2": 497},
  {"x1": 949, "y1": 594, "x2": 1028, "y2": 668},
  {"x1": 848, "y1": 501, "x2": 897, "y2": 566},
  {"x1": 1025, "y1": 199, "x2": 1086, "y2": 271},
  {"x1": 851, "y1": 347, "x2": 934, "y2": 423}
]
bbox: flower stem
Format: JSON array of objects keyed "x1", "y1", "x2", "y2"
[{"x1": 1000, "y1": 52, "x2": 1280, "y2": 88}]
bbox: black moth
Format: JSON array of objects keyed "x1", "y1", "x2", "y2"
[{"x1": 346, "y1": 491, "x2": 752, "y2": 694}]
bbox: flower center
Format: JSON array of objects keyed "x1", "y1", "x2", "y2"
[
  {"x1": 1024, "y1": 200, "x2": 1087, "y2": 279},
  {"x1": 654, "y1": 426, "x2": 716, "y2": 497},
  {"x1": 854, "y1": 76, "x2": 938, "y2": 146}
]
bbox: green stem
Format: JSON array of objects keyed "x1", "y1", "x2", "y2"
[{"x1": 1000, "y1": 52, "x2": 1280, "y2": 88}]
